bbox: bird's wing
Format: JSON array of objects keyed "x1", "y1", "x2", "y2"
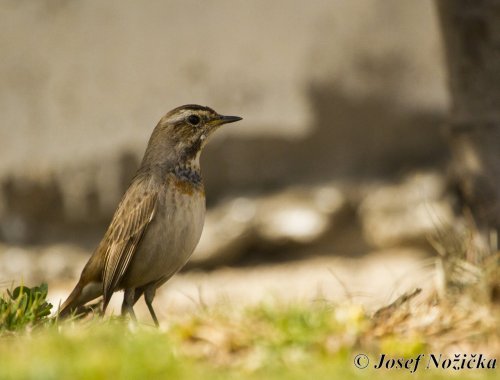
[{"x1": 100, "y1": 175, "x2": 159, "y2": 309}]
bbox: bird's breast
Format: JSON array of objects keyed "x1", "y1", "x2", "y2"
[
  {"x1": 160, "y1": 176, "x2": 206, "y2": 249},
  {"x1": 154, "y1": 175, "x2": 206, "y2": 267},
  {"x1": 171, "y1": 175, "x2": 205, "y2": 196},
  {"x1": 121, "y1": 174, "x2": 205, "y2": 288}
]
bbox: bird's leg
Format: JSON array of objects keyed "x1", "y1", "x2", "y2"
[
  {"x1": 133, "y1": 287, "x2": 145, "y2": 304},
  {"x1": 144, "y1": 288, "x2": 159, "y2": 327},
  {"x1": 121, "y1": 288, "x2": 137, "y2": 322}
]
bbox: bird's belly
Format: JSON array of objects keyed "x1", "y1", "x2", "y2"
[{"x1": 121, "y1": 187, "x2": 205, "y2": 288}]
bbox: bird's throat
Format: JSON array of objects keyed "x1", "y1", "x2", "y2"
[{"x1": 173, "y1": 161, "x2": 202, "y2": 187}]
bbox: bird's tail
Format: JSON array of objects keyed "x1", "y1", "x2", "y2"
[
  {"x1": 58, "y1": 280, "x2": 102, "y2": 318},
  {"x1": 58, "y1": 282, "x2": 83, "y2": 318}
]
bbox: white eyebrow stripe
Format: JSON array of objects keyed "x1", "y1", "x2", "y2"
[{"x1": 169, "y1": 110, "x2": 213, "y2": 124}]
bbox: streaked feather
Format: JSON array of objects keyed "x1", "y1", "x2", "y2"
[{"x1": 101, "y1": 175, "x2": 158, "y2": 309}]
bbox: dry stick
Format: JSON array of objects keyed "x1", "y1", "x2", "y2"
[{"x1": 372, "y1": 287, "x2": 422, "y2": 320}]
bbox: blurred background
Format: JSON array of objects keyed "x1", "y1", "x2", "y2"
[{"x1": 0, "y1": 0, "x2": 497, "y2": 318}]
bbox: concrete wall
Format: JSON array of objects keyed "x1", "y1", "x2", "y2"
[{"x1": 0, "y1": 0, "x2": 450, "y2": 243}]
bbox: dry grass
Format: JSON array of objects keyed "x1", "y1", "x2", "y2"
[{"x1": 0, "y1": 227, "x2": 498, "y2": 378}]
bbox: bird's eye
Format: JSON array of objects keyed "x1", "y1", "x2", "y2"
[{"x1": 187, "y1": 115, "x2": 201, "y2": 126}]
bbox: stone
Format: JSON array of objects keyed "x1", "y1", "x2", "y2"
[{"x1": 359, "y1": 172, "x2": 455, "y2": 248}]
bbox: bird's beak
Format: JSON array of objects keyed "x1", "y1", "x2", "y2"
[{"x1": 219, "y1": 115, "x2": 243, "y2": 125}]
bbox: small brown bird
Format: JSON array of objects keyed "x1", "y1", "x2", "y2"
[{"x1": 59, "y1": 105, "x2": 242, "y2": 325}]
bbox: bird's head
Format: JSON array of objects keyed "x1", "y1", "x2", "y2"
[{"x1": 143, "y1": 104, "x2": 242, "y2": 167}]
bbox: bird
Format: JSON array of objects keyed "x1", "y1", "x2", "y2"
[{"x1": 59, "y1": 104, "x2": 242, "y2": 326}]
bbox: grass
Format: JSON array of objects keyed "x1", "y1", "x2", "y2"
[
  {"x1": 0, "y1": 284, "x2": 498, "y2": 379},
  {"x1": 0, "y1": 283, "x2": 52, "y2": 332}
]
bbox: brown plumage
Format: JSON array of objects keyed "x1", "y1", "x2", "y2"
[{"x1": 59, "y1": 105, "x2": 242, "y2": 325}]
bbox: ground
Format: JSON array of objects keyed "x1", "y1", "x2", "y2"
[
  {"x1": 45, "y1": 248, "x2": 431, "y2": 323},
  {"x1": 1, "y1": 246, "x2": 498, "y2": 379}
]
